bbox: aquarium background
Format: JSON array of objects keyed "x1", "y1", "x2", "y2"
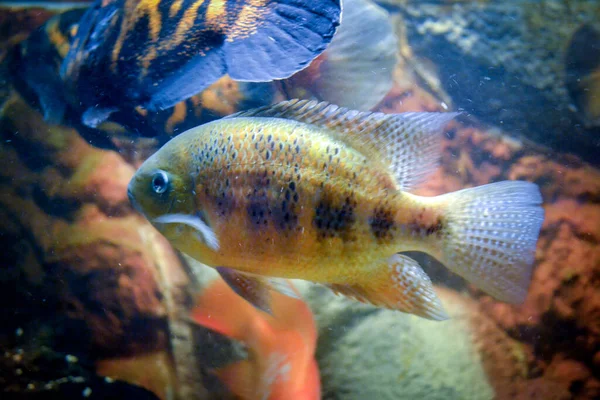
[{"x1": 1, "y1": 0, "x2": 599, "y2": 399}]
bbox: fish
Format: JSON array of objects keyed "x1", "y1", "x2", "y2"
[
  {"x1": 8, "y1": 8, "x2": 85, "y2": 124},
  {"x1": 60, "y1": 0, "x2": 342, "y2": 126},
  {"x1": 565, "y1": 24, "x2": 600, "y2": 128},
  {"x1": 278, "y1": 0, "x2": 398, "y2": 111},
  {"x1": 127, "y1": 98, "x2": 545, "y2": 321},
  {"x1": 10, "y1": 0, "x2": 396, "y2": 141},
  {"x1": 189, "y1": 275, "x2": 319, "y2": 400}
]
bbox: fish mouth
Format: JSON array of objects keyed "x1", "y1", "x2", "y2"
[
  {"x1": 153, "y1": 212, "x2": 219, "y2": 251},
  {"x1": 127, "y1": 186, "x2": 145, "y2": 216}
]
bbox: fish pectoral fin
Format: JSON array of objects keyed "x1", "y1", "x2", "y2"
[
  {"x1": 81, "y1": 107, "x2": 118, "y2": 128},
  {"x1": 216, "y1": 267, "x2": 301, "y2": 315},
  {"x1": 326, "y1": 254, "x2": 449, "y2": 321}
]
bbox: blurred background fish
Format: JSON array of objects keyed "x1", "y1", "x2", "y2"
[
  {"x1": 7, "y1": 0, "x2": 398, "y2": 147},
  {"x1": 60, "y1": 0, "x2": 342, "y2": 124},
  {"x1": 565, "y1": 23, "x2": 600, "y2": 129},
  {"x1": 189, "y1": 275, "x2": 319, "y2": 400}
]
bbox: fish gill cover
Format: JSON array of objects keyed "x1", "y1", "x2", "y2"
[{"x1": 60, "y1": 0, "x2": 342, "y2": 124}]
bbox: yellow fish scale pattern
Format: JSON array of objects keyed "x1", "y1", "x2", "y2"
[
  {"x1": 182, "y1": 117, "x2": 424, "y2": 283},
  {"x1": 128, "y1": 100, "x2": 545, "y2": 320}
]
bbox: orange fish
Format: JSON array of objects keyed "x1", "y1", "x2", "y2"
[{"x1": 190, "y1": 277, "x2": 320, "y2": 400}]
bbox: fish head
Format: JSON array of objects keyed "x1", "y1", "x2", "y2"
[
  {"x1": 128, "y1": 146, "x2": 196, "y2": 233},
  {"x1": 128, "y1": 126, "x2": 222, "y2": 255}
]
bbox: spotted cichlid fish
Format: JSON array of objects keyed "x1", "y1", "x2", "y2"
[{"x1": 128, "y1": 99, "x2": 545, "y2": 320}]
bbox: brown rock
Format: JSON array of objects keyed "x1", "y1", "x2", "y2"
[
  {"x1": 96, "y1": 351, "x2": 178, "y2": 400},
  {"x1": 0, "y1": 95, "x2": 212, "y2": 399},
  {"x1": 546, "y1": 356, "x2": 591, "y2": 391},
  {"x1": 511, "y1": 378, "x2": 572, "y2": 400}
]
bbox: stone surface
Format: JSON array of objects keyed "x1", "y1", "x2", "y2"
[
  {"x1": 390, "y1": 1, "x2": 600, "y2": 166},
  {"x1": 296, "y1": 282, "x2": 532, "y2": 400},
  {"x1": 0, "y1": 95, "x2": 211, "y2": 399}
]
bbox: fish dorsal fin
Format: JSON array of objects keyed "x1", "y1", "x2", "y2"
[{"x1": 229, "y1": 99, "x2": 459, "y2": 192}]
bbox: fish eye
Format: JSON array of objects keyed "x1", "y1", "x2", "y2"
[{"x1": 151, "y1": 170, "x2": 169, "y2": 194}]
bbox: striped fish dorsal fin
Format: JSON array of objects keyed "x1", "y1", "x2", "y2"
[{"x1": 230, "y1": 99, "x2": 459, "y2": 192}]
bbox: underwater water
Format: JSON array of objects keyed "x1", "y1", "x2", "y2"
[{"x1": 0, "y1": 1, "x2": 599, "y2": 399}]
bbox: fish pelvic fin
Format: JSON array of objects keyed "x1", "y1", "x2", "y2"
[
  {"x1": 229, "y1": 99, "x2": 458, "y2": 192},
  {"x1": 279, "y1": 0, "x2": 398, "y2": 111},
  {"x1": 216, "y1": 267, "x2": 301, "y2": 315},
  {"x1": 327, "y1": 254, "x2": 449, "y2": 321},
  {"x1": 433, "y1": 180, "x2": 545, "y2": 304}
]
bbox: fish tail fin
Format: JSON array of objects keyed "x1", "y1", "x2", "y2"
[
  {"x1": 280, "y1": 0, "x2": 397, "y2": 110},
  {"x1": 436, "y1": 181, "x2": 545, "y2": 303},
  {"x1": 327, "y1": 254, "x2": 449, "y2": 320}
]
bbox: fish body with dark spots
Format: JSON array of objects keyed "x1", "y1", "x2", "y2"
[
  {"x1": 565, "y1": 24, "x2": 600, "y2": 128},
  {"x1": 128, "y1": 99, "x2": 545, "y2": 321}
]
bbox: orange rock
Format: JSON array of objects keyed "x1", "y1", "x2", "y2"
[
  {"x1": 0, "y1": 95, "x2": 205, "y2": 398},
  {"x1": 96, "y1": 351, "x2": 178, "y2": 400},
  {"x1": 546, "y1": 356, "x2": 591, "y2": 389}
]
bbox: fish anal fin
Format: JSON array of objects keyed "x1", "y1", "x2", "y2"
[
  {"x1": 230, "y1": 99, "x2": 458, "y2": 191},
  {"x1": 216, "y1": 267, "x2": 301, "y2": 315},
  {"x1": 327, "y1": 254, "x2": 449, "y2": 320}
]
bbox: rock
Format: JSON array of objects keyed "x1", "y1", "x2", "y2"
[
  {"x1": 510, "y1": 378, "x2": 571, "y2": 400},
  {"x1": 95, "y1": 351, "x2": 177, "y2": 400},
  {"x1": 391, "y1": 1, "x2": 600, "y2": 165},
  {"x1": 0, "y1": 94, "x2": 213, "y2": 399},
  {"x1": 296, "y1": 282, "x2": 520, "y2": 399},
  {"x1": 0, "y1": 341, "x2": 160, "y2": 400},
  {"x1": 546, "y1": 356, "x2": 591, "y2": 390}
]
